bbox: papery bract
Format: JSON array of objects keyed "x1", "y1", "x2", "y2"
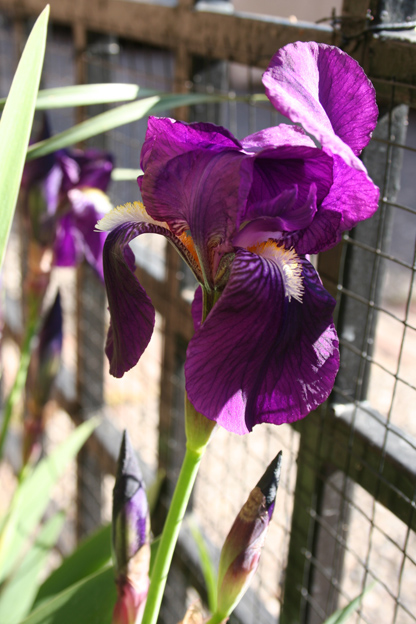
[{"x1": 97, "y1": 42, "x2": 379, "y2": 435}]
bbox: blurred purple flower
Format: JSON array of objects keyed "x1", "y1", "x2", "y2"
[
  {"x1": 216, "y1": 452, "x2": 282, "y2": 618},
  {"x1": 97, "y1": 42, "x2": 379, "y2": 434},
  {"x1": 22, "y1": 117, "x2": 113, "y2": 282},
  {"x1": 112, "y1": 430, "x2": 150, "y2": 624}
]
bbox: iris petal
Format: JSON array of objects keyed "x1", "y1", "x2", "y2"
[
  {"x1": 141, "y1": 116, "x2": 242, "y2": 172},
  {"x1": 286, "y1": 154, "x2": 380, "y2": 255},
  {"x1": 101, "y1": 204, "x2": 203, "y2": 377},
  {"x1": 263, "y1": 42, "x2": 378, "y2": 169},
  {"x1": 245, "y1": 144, "x2": 333, "y2": 223},
  {"x1": 185, "y1": 250, "x2": 338, "y2": 433},
  {"x1": 242, "y1": 123, "x2": 315, "y2": 152},
  {"x1": 141, "y1": 148, "x2": 253, "y2": 284},
  {"x1": 103, "y1": 223, "x2": 156, "y2": 378}
]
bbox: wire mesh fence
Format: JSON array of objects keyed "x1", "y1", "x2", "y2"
[{"x1": 0, "y1": 1, "x2": 415, "y2": 623}]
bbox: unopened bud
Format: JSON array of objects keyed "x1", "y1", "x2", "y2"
[
  {"x1": 112, "y1": 431, "x2": 151, "y2": 624},
  {"x1": 216, "y1": 452, "x2": 282, "y2": 619},
  {"x1": 23, "y1": 291, "x2": 63, "y2": 464}
]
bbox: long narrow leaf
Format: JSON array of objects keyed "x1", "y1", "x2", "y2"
[
  {"x1": 32, "y1": 524, "x2": 112, "y2": 610},
  {"x1": 0, "y1": 512, "x2": 65, "y2": 624},
  {"x1": 0, "y1": 312, "x2": 38, "y2": 459},
  {"x1": 20, "y1": 566, "x2": 116, "y2": 624},
  {"x1": 0, "y1": 418, "x2": 98, "y2": 583},
  {"x1": 188, "y1": 516, "x2": 217, "y2": 614},
  {"x1": 0, "y1": 84, "x2": 159, "y2": 110},
  {"x1": 0, "y1": 5, "x2": 49, "y2": 270},
  {"x1": 26, "y1": 92, "x2": 228, "y2": 161},
  {"x1": 323, "y1": 583, "x2": 376, "y2": 624}
]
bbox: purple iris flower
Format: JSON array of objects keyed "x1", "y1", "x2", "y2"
[
  {"x1": 97, "y1": 42, "x2": 379, "y2": 435},
  {"x1": 22, "y1": 119, "x2": 113, "y2": 281}
]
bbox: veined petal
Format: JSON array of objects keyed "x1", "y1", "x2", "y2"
[
  {"x1": 263, "y1": 42, "x2": 378, "y2": 169},
  {"x1": 241, "y1": 123, "x2": 315, "y2": 152},
  {"x1": 233, "y1": 185, "x2": 317, "y2": 248},
  {"x1": 140, "y1": 116, "x2": 242, "y2": 172},
  {"x1": 185, "y1": 249, "x2": 339, "y2": 433},
  {"x1": 288, "y1": 154, "x2": 380, "y2": 255},
  {"x1": 141, "y1": 149, "x2": 253, "y2": 284},
  {"x1": 101, "y1": 204, "x2": 203, "y2": 377},
  {"x1": 244, "y1": 144, "x2": 333, "y2": 223},
  {"x1": 321, "y1": 154, "x2": 380, "y2": 233}
]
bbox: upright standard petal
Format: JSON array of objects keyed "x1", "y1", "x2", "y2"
[
  {"x1": 140, "y1": 116, "x2": 242, "y2": 173},
  {"x1": 185, "y1": 248, "x2": 339, "y2": 434},
  {"x1": 244, "y1": 144, "x2": 333, "y2": 224},
  {"x1": 263, "y1": 42, "x2": 378, "y2": 169},
  {"x1": 141, "y1": 148, "x2": 253, "y2": 284}
]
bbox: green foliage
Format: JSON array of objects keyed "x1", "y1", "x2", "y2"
[
  {"x1": 20, "y1": 566, "x2": 116, "y2": 624},
  {"x1": 188, "y1": 516, "x2": 217, "y2": 615},
  {"x1": 32, "y1": 524, "x2": 112, "y2": 610},
  {"x1": 0, "y1": 418, "x2": 98, "y2": 584},
  {"x1": 323, "y1": 583, "x2": 376, "y2": 624},
  {"x1": 0, "y1": 513, "x2": 65, "y2": 624},
  {"x1": 26, "y1": 93, "x2": 228, "y2": 161},
  {"x1": 0, "y1": 84, "x2": 158, "y2": 110},
  {"x1": 0, "y1": 5, "x2": 49, "y2": 270}
]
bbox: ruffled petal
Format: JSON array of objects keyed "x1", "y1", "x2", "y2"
[
  {"x1": 185, "y1": 250, "x2": 339, "y2": 434},
  {"x1": 263, "y1": 42, "x2": 378, "y2": 169},
  {"x1": 244, "y1": 144, "x2": 333, "y2": 223},
  {"x1": 321, "y1": 154, "x2": 380, "y2": 232},
  {"x1": 141, "y1": 148, "x2": 253, "y2": 283},
  {"x1": 286, "y1": 154, "x2": 380, "y2": 255},
  {"x1": 140, "y1": 116, "x2": 242, "y2": 172},
  {"x1": 241, "y1": 123, "x2": 315, "y2": 152}
]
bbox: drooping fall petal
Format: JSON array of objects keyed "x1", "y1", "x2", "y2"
[
  {"x1": 98, "y1": 203, "x2": 201, "y2": 377},
  {"x1": 185, "y1": 249, "x2": 339, "y2": 434}
]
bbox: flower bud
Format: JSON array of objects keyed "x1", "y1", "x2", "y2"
[
  {"x1": 112, "y1": 430, "x2": 151, "y2": 624},
  {"x1": 23, "y1": 291, "x2": 63, "y2": 464},
  {"x1": 216, "y1": 451, "x2": 282, "y2": 619}
]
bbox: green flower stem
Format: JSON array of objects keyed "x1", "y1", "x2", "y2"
[
  {"x1": 0, "y1": 306, "x2": 38, "y2": 459},
  {"x1": 142, "y1": 446, "x2": 204, "y2": 624},
  {"x1": 142, "y1": 396, "x2": 216, "y2": 624}
]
